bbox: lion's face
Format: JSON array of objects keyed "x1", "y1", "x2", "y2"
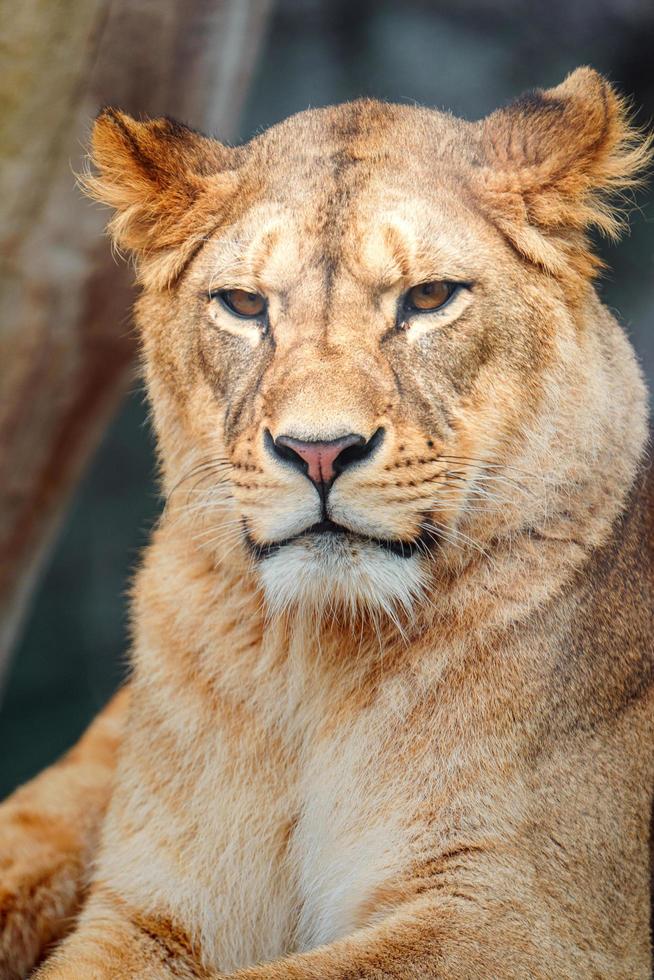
[
  {"x1": 166, "y1": 165, "x2": 551, "y2": 616},
  {"x1": 89, "y1": 71, "x2": 648, "y2": 617}
]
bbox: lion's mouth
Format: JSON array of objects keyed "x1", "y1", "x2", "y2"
[{"x1": 244, "y1": 518, "x2": 436, "y2": 560}]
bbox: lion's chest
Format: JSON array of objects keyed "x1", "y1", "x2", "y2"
[
  {"x1": 121, "y1": 654, "x2": 437, "y2": 973},
  {"x1": 195, "y1": 713, "x2": 412, "y2": 970},
  {"x1": 291, "y1": 742, "x2": 408, "y2": 951}
]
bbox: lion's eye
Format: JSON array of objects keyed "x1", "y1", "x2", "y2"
[
  {"x1": 213, "y1": 289, "x2": 267, "y2": 319},
  {"x1": 405, "y1": 281, "x2": 456, "y2": 313}
]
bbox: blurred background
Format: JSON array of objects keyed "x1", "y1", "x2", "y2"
[{"x1": 1, "y1": 0, "x2": 653, "y2": 797}]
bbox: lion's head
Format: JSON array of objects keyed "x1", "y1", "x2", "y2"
[{"x1": 86, "y1": 68, "x2": 649, "y2": 621}]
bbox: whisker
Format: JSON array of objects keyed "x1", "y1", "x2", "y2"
[
  {"x1": 435, "y1": 454, "x2": 541, "y2": 479},
  {"x1": 194, "y1": 525, "x2": 245, "y2": 554},
  {"x1": 180, "y1": 495, "x2": 237, "y2": 517},
  {"x1": 420, "y1": 516, "x2": 498, "y2": 570},
  {"x1": 165, "y1": 456, "x2": 234, "y2": 505},
  {"x1": 443, "y1": 470, "x2": 536, "y2": 500},
  {"x1": 192, "y1": 518, "x2": 245, "y2": 542}
]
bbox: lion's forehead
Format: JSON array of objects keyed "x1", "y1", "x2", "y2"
[
  {"x1": 202, "y1": 178, "x2": 488, "y2": 302},
  {"x1": 202, "y1": 99, "x2": 481, "y2": 292}
]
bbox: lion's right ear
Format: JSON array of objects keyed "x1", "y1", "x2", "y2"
[
  {"x1": 472, "y1": 69, "x2": 651, "y2": 280},
  {"x1": 82, "y1": 109, "x2": 239, "y2": 287}
]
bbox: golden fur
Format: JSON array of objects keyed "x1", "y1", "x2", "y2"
[{"x1": 0, "y1": 68, "x2": 652, "y2": 978}]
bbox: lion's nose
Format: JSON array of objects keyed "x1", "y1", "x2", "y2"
[{"x1": 268, "y1": 428, "x2": 384, "y2": 490}]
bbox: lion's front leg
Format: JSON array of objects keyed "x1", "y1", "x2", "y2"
[
  {"x1": 31, "y1": 887, "x2": 524, "y2": 980},
  {"x1": 227, "y1": 886, "x2": 648, "y2": 980},
  {"x1": 34, "y1": 882, "x2": 619, "y2": 980},
  {"x1": 34, "y1": 846, "x2": 653, "y2": 980},
  {"x1": 0, "y1": 687, "x2": 128, "y2": 979},
  {"x1": 33, "y1": 884, "x2": 209, "y2": 980},
  {"x1": 225, "y1": 897, "x2": 552, "y2": 980}
]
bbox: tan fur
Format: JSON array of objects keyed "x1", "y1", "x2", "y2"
[
  {"x1": 0, "y1": 689, "x2": 126, "y2": 978},
  {"x1": 1, "y1": 68, "x2": 652, "y2": 978}
]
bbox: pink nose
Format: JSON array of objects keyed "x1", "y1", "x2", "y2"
[{"x1": 273, "y1": 433, "x2": 366, "y2": 486}]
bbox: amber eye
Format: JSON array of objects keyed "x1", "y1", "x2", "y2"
[
  {"x1": 214, "y1": 288, "x2": 267, "y2": 319},
  {"x1": 405, "y1": 281, "x2": 456, "y2": 313}
]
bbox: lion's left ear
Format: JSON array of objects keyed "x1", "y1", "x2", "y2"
[
  {"x1": 472, "y1": 68, "x2": 651, "y2": 278},
  {"x1": 82, "y1": 109, "x2": 240, "y2": 289}
]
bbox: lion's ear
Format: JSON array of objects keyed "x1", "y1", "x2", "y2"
[
  {"x1": 473, "y1": 68, "x2": 651, "y2": 278},
  {"x1": 82, "y1": 109, "x2": 239, "y2": 287}
]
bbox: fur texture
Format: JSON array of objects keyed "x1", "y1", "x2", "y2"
[{"x1": 0, "y1": 68, "x2": 652, "y2": 978}]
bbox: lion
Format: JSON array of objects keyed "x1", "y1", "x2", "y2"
[{"x1": 0, "y1": 67, "x2": 652, "y2": 978}]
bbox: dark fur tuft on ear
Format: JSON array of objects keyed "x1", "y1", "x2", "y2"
[
  {"x1": 472, "y1": 68, "x2": 652, "y2": 278},
  {"x1": 80, "y1": 109, "x2": 239, "y2": 288}
]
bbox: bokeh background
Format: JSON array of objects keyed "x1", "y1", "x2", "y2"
[{"x1": 2, "y1": 0, "x2": 653, "y2": 796}]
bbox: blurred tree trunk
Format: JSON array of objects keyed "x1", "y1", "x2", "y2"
[{"x1": 0, "y1": 0, "x2": 272, "y2": 689}]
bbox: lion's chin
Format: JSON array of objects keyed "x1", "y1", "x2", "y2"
[{"x1": 257, "y1": 533, "x2": 426, "y2": 621}]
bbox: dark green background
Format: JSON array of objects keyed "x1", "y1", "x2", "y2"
[{"x1": 2, "y1": 0, "x2": 653, "y2": 796}]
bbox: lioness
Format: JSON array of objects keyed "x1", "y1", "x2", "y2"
[{"x1": 0, "y1": 67, "x2": 652, "y2": 979}]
